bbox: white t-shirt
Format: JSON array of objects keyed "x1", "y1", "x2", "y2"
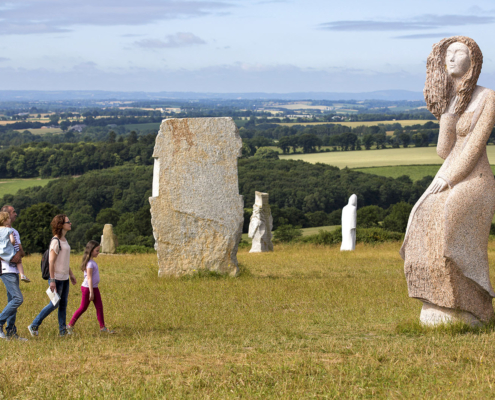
[
  {"x1": 0, "y1": 228, "x2": 20, "y2": 274},
  {"x1": 50, "y1": 238, "x2": 71, "y2": 280}
]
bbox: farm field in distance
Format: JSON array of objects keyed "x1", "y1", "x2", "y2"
[
  {"x1": 276, "y1": 119, "x2": 433, "y2": 128},
  {"x1": 0, "y1": 178, "x2": 53, "y2": 195},
  {"x1": 5, "y1": 243, "x2": 495, "y2": 398},
  {"x1": 280, "y1": 146, "x2": 495, "y2": 169}
]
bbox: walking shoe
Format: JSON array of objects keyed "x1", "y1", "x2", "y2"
[
  {"x1": 0, "y1": 331, "x2": 6, "y2": 340},
  {"x1": 100, "y1": 327, "x2": 116, "y2": 334},
  {"x1": 59, "y1": 329, "x2": 68, "y2": 337},
  {"x1": 7, "y1": 333, "x2": 28, "y2": 342},
  {"x1": 27, "y1": 325, "x2": 38, "y2": 337},
  {"x1": 20, "y1": 275, "x2": 31, "y2": 283},
  {"x1": 66, "y1": 325, "x2": 74, "y2": 335}
]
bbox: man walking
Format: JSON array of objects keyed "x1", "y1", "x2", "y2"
[{"x1": 0, "y1": 205, "x2": 27, "y2": 341}]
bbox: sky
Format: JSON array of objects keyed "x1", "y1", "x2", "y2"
[{"x1": 1, "y1": 0, "x2": 495, "y2": 93}]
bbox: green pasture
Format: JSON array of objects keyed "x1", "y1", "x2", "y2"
[
  {"x1": 0, "y1": 178, "x2": 53, "y2": 196},
  {"x1": 5, "y1": 243, "x2": 495, "y2": 398},
  {"x1": 242, "y1": 225, "x2": 339, "y2": 243},
  {"x1": 280, "y1": 145, "x2": 495, "y2": 169}
]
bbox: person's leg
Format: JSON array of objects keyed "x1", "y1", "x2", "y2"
[
  {"x1": 31, "y1": 282, "x2": 59, "y2": 329},
  {"x1": 57, "y1": 279, "x2": 70, "y2": 333},
  {"x1": 0, "y1": 274, "x2": 23, "y2": 335},
  {"x1": 92, "y1": 288, "x2": 105, "y2": 329},
  {"x1": 69, "y1": 286, "x2": 90, "y2": 327}
]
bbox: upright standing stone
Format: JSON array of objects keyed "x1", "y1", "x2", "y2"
[
  {"x1": 340, "y1": 194, "x2": 357, "y2": 251},
  {"x1": 149, "y1": 117, "x2": 244, "y2": 277},
  {"x1": 248, "y1": 191, "x2": 273, "y2": 253},
  {"x1": 100, "y1": 224, "x2": 118, "y2": 254}
]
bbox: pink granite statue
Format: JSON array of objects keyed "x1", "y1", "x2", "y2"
[{"x1": 400, "y1": 36, "x2": 495, "y2": 325}]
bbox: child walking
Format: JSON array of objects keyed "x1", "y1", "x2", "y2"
[
  {"x1": 67, "y1": 240, "x2": 114, "y2": 333},
  {"x1": 0, "y1": 212, "x2": 30, "y2": 282}
]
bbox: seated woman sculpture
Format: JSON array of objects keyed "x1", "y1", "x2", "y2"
[{"x1": 400, "y1": 36, "x2": 495, "y2": 324}]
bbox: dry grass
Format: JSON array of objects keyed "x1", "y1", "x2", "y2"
[
  {"x1": 280, "y1": 146, "x2": 495, "y2": 168},
  {"x1": 2, "y1": 242, "x2": 495, "y2": 398}
]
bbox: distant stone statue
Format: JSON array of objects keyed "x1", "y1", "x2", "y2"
[
  {"x1": 341, "y1": 194, "x2": 357, "y2": 251},
  {"x1": 149, "y1": 117, "x2": 244, "y2": 277},
  {"x1": 100, "y1": 224, "x2": 118, "y2": 254},
  {"x1": 400, "y1": 36, "x2": 495, "y2": 326},
  {"x1": 248, "y1": 191, "x2": 273, "y2": 253}
]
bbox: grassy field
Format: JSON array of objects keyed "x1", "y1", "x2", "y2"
[
  {"x1": 0, "y1": 178, "x2": 53, "y2": 195},
  {"x1": 4, "y1": 243, "x2": 495, "y2": 398},
  {"x1": 242, "y1": 225, "x2": 338, "y2": 242},
  {"x1": 280, "y1": 146, "x2": 495, "y2": 168},
  {"x1": 277, "y1": 119, "x2": 433, "y2": 128},
  {"x1": 23, "y1": 128, "x2": 63, "y2": 135}
]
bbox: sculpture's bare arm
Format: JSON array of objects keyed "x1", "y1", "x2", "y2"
[{"x1": 442, "y1": 91, "x2": 495, "y2": 186}]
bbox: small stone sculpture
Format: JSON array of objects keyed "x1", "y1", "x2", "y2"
[
  {"x1": 400, "y1": 36, "x2": 495, "y2": 325},
  {"x1": 341, "y1": 194, "x2": 357, "y2": 251},
  {"x1": 149, "y1": 117, "x2": 244, "y2": 277},
  {"x1": 100, "y1": 224, "x2": 118, "y2": 254},
  {"x1": 248, "y1": 191, "x2": 273, "y2": 253}
]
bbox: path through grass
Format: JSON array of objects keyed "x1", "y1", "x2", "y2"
[{"x1": 3, "y1": 242, "x2": 495, "y2": 397}]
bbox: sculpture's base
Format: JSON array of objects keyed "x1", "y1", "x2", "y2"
[{"x1": 420, "y1": 302, "x2": 481, "y2": 327}]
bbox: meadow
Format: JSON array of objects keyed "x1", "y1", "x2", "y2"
[
  {"x1": 0, "y1": 178, "x2": 53, "y2": 196},
  {"x1": 3, "y1": 242, "x2": 495, "y2": 398},
  {"x1": 280, "y1": 145, "x2": 495, "y2": 169}
]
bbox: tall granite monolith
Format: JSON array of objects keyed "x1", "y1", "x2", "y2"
[
  {"x1": 149, "y1": 117, "x2": 244, "y2": 277},
  {"x1": 101, "y1": 224, "x2": 118, "y2": 254},
  {"x1": 248, "y1": 191, "x2": 273, "y2": 253}
]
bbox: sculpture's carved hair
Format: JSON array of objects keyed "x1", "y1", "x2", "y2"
[{"x1": 424, "y1": 36, "x2": 483, "y2": 119}]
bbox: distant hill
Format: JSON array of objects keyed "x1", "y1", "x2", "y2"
[{"x1": 0, "y1": 90, "x2": 424, "y2": 102}]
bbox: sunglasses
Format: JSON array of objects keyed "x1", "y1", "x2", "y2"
[{"x1": 64, "y1": 220, "x2": 72, "y2": 224}]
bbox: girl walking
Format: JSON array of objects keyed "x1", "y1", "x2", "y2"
[{"x1": 68, "y1": 240, "x2": 114, "y2": 334}]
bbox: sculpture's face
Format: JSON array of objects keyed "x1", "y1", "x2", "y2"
[{"x1": 445, "y1": 42, "x2": 471, "y2": 78}]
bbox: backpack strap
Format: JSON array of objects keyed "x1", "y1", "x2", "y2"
[{"x1": 51, "y1": 237, "x2": 61, "y2": 252}]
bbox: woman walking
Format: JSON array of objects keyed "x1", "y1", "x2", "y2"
[
  {"x1": 67, "y1": 240, "x2": 115, "y2": 334},
  {"x1": 28, "y1": 215, "x2": 77, "y2": 337}
]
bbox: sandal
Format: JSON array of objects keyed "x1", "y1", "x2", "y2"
[
  {"x1": 100, "y1": 327, "x2": 116, "y2": 334},
  {"x1": 20, "y1": 275, "x2": 31, "y2": 283}
]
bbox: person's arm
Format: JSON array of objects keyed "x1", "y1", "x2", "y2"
[
  {"x1": 9, "y1": 233, "x2": 15, "y2": 245},
  {"x1": 49, "y1": 247, "x2": 58, "y2": 293},
  {"x1": 69, "y1": 267, "x2": 77, "y2": 285},
  {"x1": 87, "y1": 267, "x2": 94, "y2": 301}
]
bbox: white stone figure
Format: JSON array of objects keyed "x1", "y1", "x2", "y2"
[
  {"x1": 248, "y1": 192, "x2": 273, "y2": 253},
  {"x1": 100, "y1": 224, "x2": 118, "y2": 254},
  {"x1": 149, "y1": 117, "x2": 244, "y2": 277},
  {"x1": 340, "y1": 194, "x2": 357, "y2": 251}
]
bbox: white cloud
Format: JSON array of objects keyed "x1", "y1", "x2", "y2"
[
  {"x1": 0, "y1": 0, "x2": 233, "y2": 35},
  {"x1": 133, "y1": 33, "x2": 206, "y2": 49}
]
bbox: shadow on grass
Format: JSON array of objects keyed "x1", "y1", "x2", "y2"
[
  {"x1": 395, "y1": 319, "x2": 495, "y2": 336},
  {"x1": 179, "y1": 263, "x2": 253, "y2": 280}
]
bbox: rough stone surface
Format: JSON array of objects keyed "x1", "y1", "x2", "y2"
[
  {"x1": 248, "y1": 191, "x2": 273, "y2": 253},
  {"x1": 401, "y1": 37, "x2": 495, "y2": 323},
  {"x1": 149, "y1": 117, "x2": 244, "y2": 277},
  {"x1": 420, "y1": 302, "x2": 481, "y2": 327},
  {"x1": 100, "y1": 224, "x2": 118, "y2": 254},
  {"x1": 341, "y1": 194, "x2": 357, "y2": 251}
]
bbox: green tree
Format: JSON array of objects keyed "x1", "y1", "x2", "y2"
[
  {"x1": 382, "y1": 202, "x2": 413, "y2": 233},
  {"x1": 357, "y1": 205, "x2": 385, "y2": 228},
  {"x1": 273, "y1": 224, "x2": 303, "y2": 242},
  {"x1": 96, "y1": 208, "x2": 121, "y2": 226},
  {"x1": 14, "y1": 202, "x2": 62, "y2": 254},
  {"x1": 254, "y1": 147, "x2": 279, "y2": 160}
]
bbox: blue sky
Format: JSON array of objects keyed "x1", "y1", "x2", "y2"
[{"x1": 1, "y1": 0, "x2": 495, "y2": 93}]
